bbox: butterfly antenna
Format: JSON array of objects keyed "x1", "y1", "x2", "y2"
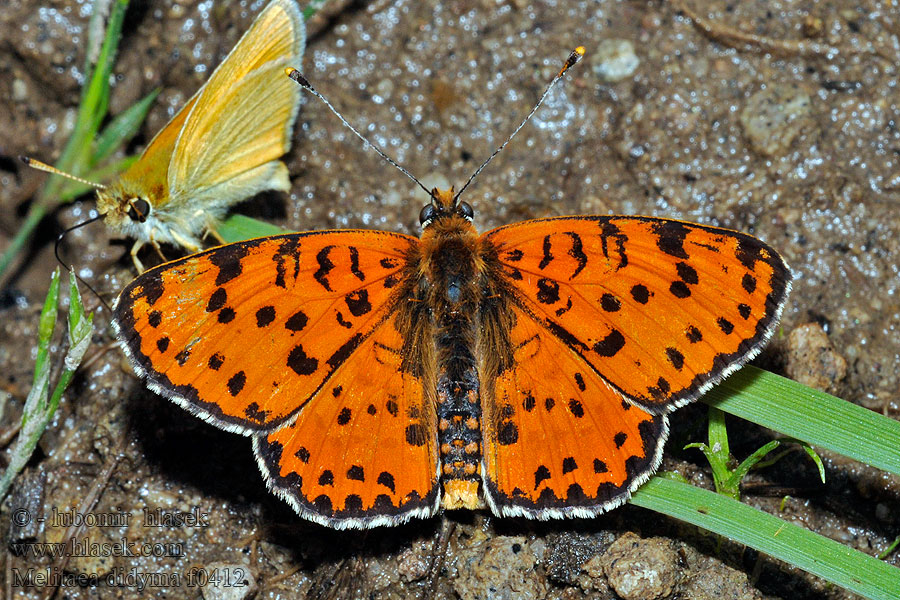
[
  {"x1": 20, "y1": 156, "x2": 106, "y2": 190},
  {"x1": 54, "y1": 213, "x2": 113, "y2": 313},
  {"x1": 25, "y1": 154, "x2": 113, "y2": 313},
  {"x1": 285, "y1": 68, "x2": 433, "y2": 199},
  {"x1": 453, "y1": 46, "x2": 585, "y2": 203}
]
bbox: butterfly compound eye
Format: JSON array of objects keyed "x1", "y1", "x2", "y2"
[
  {"x1": 459, "y1": 201, "x2": 474, "y2": 221},
  {"x1": 419, "y1": 203, "x2": 438, "y2": 226},
  {"x1": 127, "y1": 198, "x2": 151, "y2": 223}
]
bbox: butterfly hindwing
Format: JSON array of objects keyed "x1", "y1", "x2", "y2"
[
  {"x1": 112, "y1": 230, "x2": 417, "y2": 434},
  {"x1": 481, "y1": 302, "x2": 666, "y2": 517},
  {"x1": 254, "y1": 313, "x2": 439, "y2": 528},
  {"x1": 485, "y1": 216, "x2": 791, "y2": 412}
]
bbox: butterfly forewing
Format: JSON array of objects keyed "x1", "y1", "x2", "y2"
[
  {"x1": 485, "y1": 216, "x2": 791, "y2": 412},
  {"x1": 113, "y1": 231, "x2": 416, "y2": 433},
  {"x1": 481, "y1": 302, "x2": 666, "y2": 517},
  {"x1": 254, "y1": 314, "x2": 439, "y2": 529},
  {"x1": 169, "y1": 0, "x2": 305, "y2": 203}
]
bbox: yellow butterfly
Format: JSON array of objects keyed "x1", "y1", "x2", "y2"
[{"x1": 34, "y1": 0, "x2": 305, "y2": 271}]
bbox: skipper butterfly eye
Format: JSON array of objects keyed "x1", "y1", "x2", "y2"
[
  {"x1": 127, "y1": 198, "x2": 151, "y2": 223},
  {"x1": 419, "y1": 203, "x2": 438, "y2": 226},
  {"x1": 459, "y1": 202, "x2": 474, "y2": 221}
]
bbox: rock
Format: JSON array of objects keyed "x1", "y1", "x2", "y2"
[
  {"x1": 785, "y1": 323, "x2": 848, "y2": 393},
  {"x1": 594, "y1": 39, "x2": 640, "y2": 82},
  {"x1": 740, "y1": 84, "x2": 812, "y2": 157},
  {"x1": 599, "y1": 532, "x2": 678, "y2": 600}
]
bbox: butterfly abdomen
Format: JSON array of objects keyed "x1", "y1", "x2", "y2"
[{"x1": 419, "y1": 217, "x2": 487, "y2": 510}]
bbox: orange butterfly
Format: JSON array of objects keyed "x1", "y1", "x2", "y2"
[{"x1": 112, "y1": 50, "x2": 791, "y2": 529}]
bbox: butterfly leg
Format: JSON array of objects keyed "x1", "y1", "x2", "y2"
[
  {"x1": 204, "y1": 226, "x2": 226, "y2": 245},
  {"x1": 129, "y1": 240, "x2": 146, "y2": 273}
]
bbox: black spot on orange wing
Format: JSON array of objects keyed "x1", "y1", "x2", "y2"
[
  {"x1": 285, "y1": 310, "x2": 309, "y2": 332},
  {"x1": 386, "y1": 399, "x2": 399, "y2": 416},
  {"x1": 174, "y1": 349, "x2": 190, "y2": 366},
  {"x1": 738, "y1": 303, "x2": 752, "y2": 319},
  {"x1": 208, "y1": 353, "x2": 225, "y2": 370},
  {"x1": 573, "y1": 372, "x2": 586, "y2": 391},
  {"x1": 273, "y1": 238, "x2": 300, "y2": 289},
  {"x1": 319, "y1": 470, "x2": 334, "y2": 486},
  {"x1": 345, "y1": 290, "x2": 371, "y2": 316},
  {"x1": 669, "y1": 280, "x2": 691, "y2": 298},
  {"x1": 227, "y1": 371, "x2": 246, "y2": 396},
  {"x1": 523, "y1": 393, "x2": 536, "y2": 412},
  {"x1": 534, "y1": 465, "x2": 551, "y2": 489},
  {"x1": 327, "y1": 333, "x2": 365, "y2": 370},
  {"x1": 593, "y1": 329, "x2": 625, "y2": 357},
  {"x1": 539, "y1": 235, "x2": 554, "y2": 269},
  {"x1": 148, "y1": 311, "x2": 162, "y2": 327},
  {"x1": 498, "y1": 421, "x2": 519, "y2": 445},
  {"x1": 630, "y1": 284, "x2": 650, "y2": 304},
  {"x1": 742, "y1": 273, "x2": 757, "y2": 293},
  {"x1": 666, "y1": 347, "x2": 685, "y2": 370},
  {"x1": 600, "y1": 293, "x2": 621, "y2": 312},
  {"x1": 287, "y1": 344, "x2": 318, "y2": 376},
  {"x1": 217, "y1": 307, "x2": 236, "y2": 324},
  {"x1": 314, "y1": 246, "x2": 336, "y2": 291},
  {"x1": 348, "y1": 247, "x2": 365, "y2": 282},
  {"x1": 676, "y1": 261, "x2": 699, "y2": 285},
  {"x1": 405, "y1": 423, "x2": 426, "y2": 446},
  {"x1": 613, "y1": 432, "x2": 627, "y2": 448},
  {"x1": 337, "y1": 407, "x2": 351, "y2": 425},
  {"x1": 244, "y1": 402, "x2": 268, "y2": 423},
  {"x1": 377, "y1": 471, "x2": 396, "y2": 493},
  {"x1": 210, "y1": 244, "x2": 249, "y2": 285},
  {"x1": 568, "y1": 398, "x2": 584, "y2": 418},
  {"x1": 536, "y1": 279, "x2": 560, "y2": 304},
  {"x1": 562, "y1": 457, "x2": 577, "y2": 474},
  {"x1": 156, "y1": 337, "x2": 169, "y2": 353},
  {"x1": 347, "y1": 465, "x2": 365, "y2": 481},
  {"x1": 296, "y1": 447, "x2": 310, "y2": 463},
  {"x1": 593, "y1": 459, "x2": 608, "y2": 473},
  {"x1": 504, "y1": 249, "x2": 524, "y2": 262},
  {"x1": 256, "y1": 305, "x2": 276, "y2": 327},
  {"x1": 686, "y1": 326, "x2": 703, "y2": 343},
  {"x1": 717, "y1": 317, "x2": 735, "y2": 335},
  {"x1": 565, "y1": 232, "x2": 588, "y2": 278},
  {"x1": 207, "y1": 287, "x2": 227, "y2": 312},
  {"x1": 652, "y1": 220, "x2": 690, "y2": 259}
]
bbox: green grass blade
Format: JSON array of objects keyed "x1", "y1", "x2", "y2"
[
  {"x1": 92, "y1": 88, "x2": 160, "y2": 166},
  {"x1": 303, "y1": 0, "x2": 328, "y2": 21},
  {"x1": 219, "y1": 214, "x2": 289, "y2": 243},
  {"x1": 705, "y1": 366, "x2": 900, "y2": 477},
  {"x1": 631, "y1": 477, "x2": 900, "y2": 600}
]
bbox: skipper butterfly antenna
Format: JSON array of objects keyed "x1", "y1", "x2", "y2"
[
  {"x1": 453, "y1": 46, "x2": 585, "y2": 202},
  {"x1": 21, "y1": 157, "x2": 113, "y2": 312},
  {"x1": 20, "y1": 156, "x2": 106, "y2": 190}
]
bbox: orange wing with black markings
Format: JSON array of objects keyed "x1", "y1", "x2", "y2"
[
  {"x1": 113, "y1": 230, "x2": 441, "y2": 527},
  {"x1": 481, "y1": 215, "x2": 790, "y2": 515},
  {"x1": 113, "y1": 230, "x2": 415, "y2": 431},
  {"x1": 254, "y1": 315, "x2": 439, "y2": 528},
  {"x1": 481, "y1": 302, "x2": 665, "y2": 517}
]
